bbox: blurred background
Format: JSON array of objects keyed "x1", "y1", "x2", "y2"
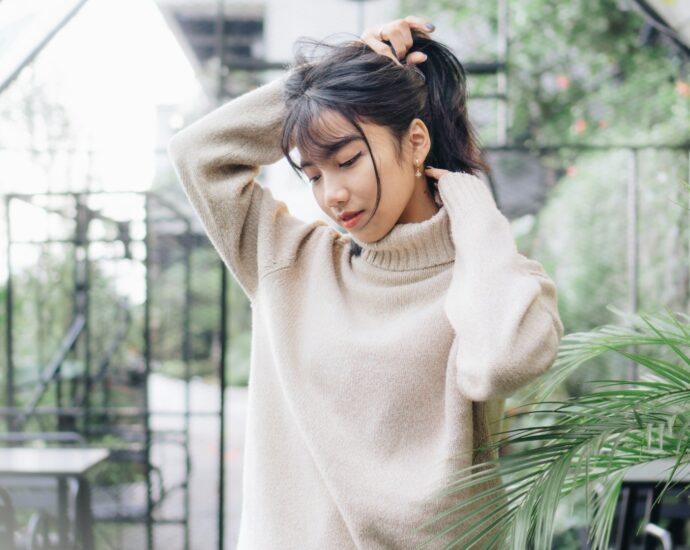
[{"x1": 0, "y1": 0, "x2": 689, "y2": 548}]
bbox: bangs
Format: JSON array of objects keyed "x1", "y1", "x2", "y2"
[{"x1": 291, "y1": 103, "x2": 364, "y2": 169}]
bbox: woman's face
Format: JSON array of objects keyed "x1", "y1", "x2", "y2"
[{"x1": 298, "y1": 109, "x2": 432, "y2": 243}]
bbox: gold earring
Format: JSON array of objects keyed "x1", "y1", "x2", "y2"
[{"x1": 415, "y1": 159, "x2": 422, "y2": 177}]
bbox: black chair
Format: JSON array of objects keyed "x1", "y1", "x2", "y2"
[{"x1": 610, "y1": 459, "x2": 690, "y2": 550}]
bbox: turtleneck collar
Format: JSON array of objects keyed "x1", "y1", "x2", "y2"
[{"x1": 349, "y1": 203, "x2": 455, "y2": 271}]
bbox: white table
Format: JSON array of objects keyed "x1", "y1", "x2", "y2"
[
  {"x1": 0, "y1": 447, "x2": 110, "y2": 550},
  {"x1": 622, "y1": 458, "x2": 690, "y2": 483}
]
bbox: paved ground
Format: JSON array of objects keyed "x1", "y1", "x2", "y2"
[{"x1": 104, "y1": 374, "x2": 247, "y2": 550}]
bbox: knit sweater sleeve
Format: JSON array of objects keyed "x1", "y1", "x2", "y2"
[
  {"x1": 166, "y1": 73, "x2": 315, "y2": 302},
  {"x1": 437, "y1": 171, "x2": 564, "y2": 402}
]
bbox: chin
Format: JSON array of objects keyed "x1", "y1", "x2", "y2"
[{"x1": 360, "y1": 225, "x2": 392, "y2": 244}]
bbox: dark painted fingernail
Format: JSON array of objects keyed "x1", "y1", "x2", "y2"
[{"x1": 425, "y1": 23, "x2": 435, "y2": 31}]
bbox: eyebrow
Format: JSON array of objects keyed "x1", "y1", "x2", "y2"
[{"x1": 299, "y1": 135, "x2": 364, "y2": 169}]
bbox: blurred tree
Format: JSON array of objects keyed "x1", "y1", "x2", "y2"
[
  {"x1": 402, "y1": 0, "x2": 690, "y2": 145},
  {"x1": 151, "y1": 132, "x2": 254, "y2": 386},
  {"x1": 395, "y1": 3, "x2": 690, "y2": 545},
  {"x1": 398, "y1": 0, "x2": 690, "y2": 392}
]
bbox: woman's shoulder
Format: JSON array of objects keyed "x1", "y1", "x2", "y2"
[
  {"x1": 276, "y1": 214, "x2": 349, "y2": 265},
  {"x1": 256, "y1": 220, "x2": 350, "y2": 292}
]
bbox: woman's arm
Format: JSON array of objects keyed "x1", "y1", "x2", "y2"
[
  {"x1": 437, "y1": 172, "x2": 565, "y2": 402},
  {"x1": 167, "y1": 73, "x2": 320, "y2": 302}
]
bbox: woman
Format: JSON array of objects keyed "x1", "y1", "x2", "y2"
[{"x1": 168, "y1": 15, "x2": 564, "y2": 549}]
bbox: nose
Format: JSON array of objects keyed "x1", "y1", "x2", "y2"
[{"x1": 323, "y1": 177, "x2": 350, "y2": 208}]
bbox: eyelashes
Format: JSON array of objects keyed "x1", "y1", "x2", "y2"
[
  {"x1": 340, "y1": 151, "x2": 362, "y2": 167},
  {"x1": 307, "y1": 151, "x2": 363, "y2": 184}
]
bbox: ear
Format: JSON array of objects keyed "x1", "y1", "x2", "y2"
[{"x1": 407, "y1": 118, "x2": 431, "y2": 159}]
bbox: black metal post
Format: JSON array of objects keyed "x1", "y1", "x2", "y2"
[
  {"x1": 627, "y1": 149, "x2": 639, "y2": 383},
  {"x1": 183, "y1": 226, "x2": 192, "y2": 550},
  {"x1": 144, "y1": 193, "x2": 154, "y2": 550},
  {"x1": 219, "y1": 263, "x2": 228, "y2": 550},
  {"x1": 215, "y1": 1, "x2": 227, "y2": 549},
  {"x1": 83, "y1": 198, "x2": 92, "y2": 436}
]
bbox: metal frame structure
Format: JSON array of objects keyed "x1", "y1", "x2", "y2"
[
  {"x1": 201, "y1": 2, "x2": 690, "y2": 546},
  {"x1": 0, "y1": 0, "x2": 91, "y2": 96},
  {"x1": 2, "y1": 190, "x2": 197, "y2": 550},
  {"x1": 1, "y1": 0, "x2": 689, "y2": 548}
]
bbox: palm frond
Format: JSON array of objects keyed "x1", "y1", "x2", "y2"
[
  {"x1": 417, "y1": 307, "x2": 690, "y2": 549},
  {"x1": 513, "y1": 305, "x2": 690, "y2": 404}
]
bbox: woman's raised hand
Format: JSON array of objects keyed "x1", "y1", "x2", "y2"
[{"x1": 359, "y1": 15, "x2": 435, "y2": 67}]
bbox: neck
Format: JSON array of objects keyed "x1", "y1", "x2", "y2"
[
  {"x1": 350, "y1": 202, "x2": 454, "y2": 271},
  {"x1": 397, "y1": 178, "x2": 439, "y2": 224}
]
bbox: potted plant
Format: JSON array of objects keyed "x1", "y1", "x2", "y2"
[{"x1": 418, "y1": 304, "x2": 690, "y2": 549}]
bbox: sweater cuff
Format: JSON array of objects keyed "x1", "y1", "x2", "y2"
[
  {"x1": 436, "y1": 172, "x2": 498, "y2": 218},
  {"x1": 436, "y1": 171, "x2": 520, "y2": 273}
]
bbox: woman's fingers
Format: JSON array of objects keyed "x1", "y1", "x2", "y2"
[
  {"x1": 360, "y1": 15, "x2": 434, "y2": 67},
  {"x1": 363, "y1": 35, "x2": 404, "y2": 67},
  {"x1": 402, "y1": 15, "x2": 436, "y2": 34},
  {"x1": 358, "y1": 27, "x2": 396, "y2": 64},
  {"x1": 385, "y1": 27, "x2": 412, "y2": 63},
  {"x1": 405, "y1": 51, "x2": 428, "y2": 66},
  {"x1": 424, "y1": 166, "x2": 452, "y2": 181}
]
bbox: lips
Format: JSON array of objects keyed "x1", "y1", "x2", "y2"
[
  {"x1": 340, "y1": 210, "x2": 364, "y2": 229},
  {"x1": 339, "y1": 210, "x2": 363, "y2": 221}
]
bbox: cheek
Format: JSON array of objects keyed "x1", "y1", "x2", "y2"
[
  {"x1": 312, "y1": 187, "x2": 324, "y2": 206},
  {"x1": 312, "y1": 189, "x2": 331, "y2": 217},
  {"x1": 353, "y1": 164, "x2": 380, "y2": 198}
]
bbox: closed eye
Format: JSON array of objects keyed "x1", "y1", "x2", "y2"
[
  {"x1": 339, "y1": 151, "x2": 362, "y2": 167},
  {"x1": 307, "y1": 152, "x2": 362, "y2": 184}
]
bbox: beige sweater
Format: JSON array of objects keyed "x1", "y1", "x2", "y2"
[{"x1": 167, "y1": 73, "x2": 564, "y2": 549}]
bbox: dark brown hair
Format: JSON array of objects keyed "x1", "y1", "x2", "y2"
[{"x1": 279, "y1": 29, "x2": 491, "y2": 256}]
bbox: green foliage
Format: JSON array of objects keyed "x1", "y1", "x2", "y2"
[
  {"x1": 394, "y1": 2, "x2": 690, "y2": 546},
  {"x1": 147, "y1": 239, "x2": 252, "y2": 386},
  {"x1": 403, "y1": 0, "x2": 689, "y2": 145},
  {"x1": 3, "y1": 247, "x2": 75, "y2": 407},
  {"x1": 399, "y1": 0, "x2": 690, "y2": 397},
  {"x1": 526, "y1": 150, "x2": 689, "y2": 395},
  {"x1": 227, "y1": 330, "x2": 252, "y2": 386},
  {"x1": 417, "y1": 307, "x2": 690, "y2": 549}
]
